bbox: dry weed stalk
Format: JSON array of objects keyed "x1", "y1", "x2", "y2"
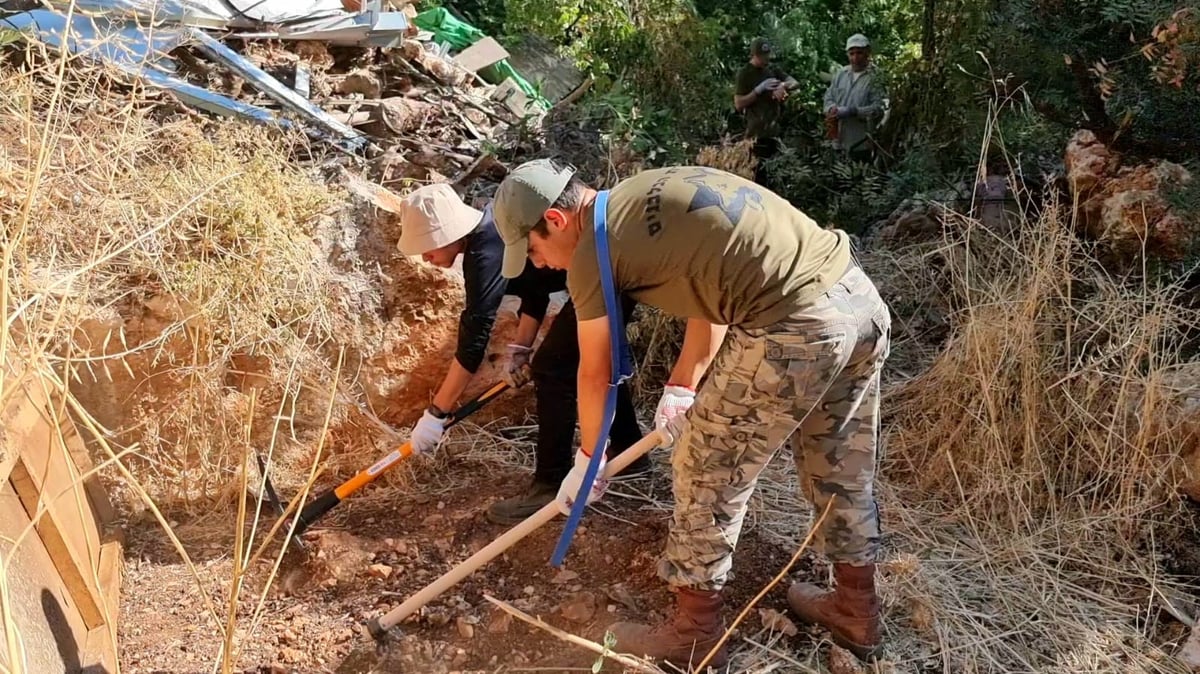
[
  {"x1": 1, "y1": 43, "x2": 372, "y2": 671},
  {"x1": 695, "y1": 136, "x2": 758, "y2": 181},
  {"x1": 873, "y1": 195, "x2": 1200, "y2": 671},
  {"x1": 482, "y1": 595, "x2": 666, "y2": 673},
  {"x1": 1, "y1": 51, "x2": 366, "y2": 507}
]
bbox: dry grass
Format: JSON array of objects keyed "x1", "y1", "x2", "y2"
[
  {"x1": 0, "y1": 37, "x2": 371, "y2": 672},
  {"x1": 0, "y1": 48, "x2": 380, "y2": 508},
  {"x1": 695, "y1": 136, "x2": 758, "y2": 181},
  {"x1": 861, "y1": 197, "x2": 1200, "y2": 672}
]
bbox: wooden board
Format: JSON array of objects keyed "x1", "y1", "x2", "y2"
[
  {"x1": 82, "y1": 538, "x2": 123, "y2": 671},
  {"x1": 0, "y1": 483, "x2": 95, "y2": 674},
  {"x1": 8, "y1": 382, "x2": 105, "y2": 629},
  {"x1": 52, "y1": 393, "x2": 117, "y2": 527},
  {"x1": 453, "y1": 36, "x2": 510, "y2": 73}
]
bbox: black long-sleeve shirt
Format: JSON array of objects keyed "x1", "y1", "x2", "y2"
[{"x1": 456, "y1": 202, "x2": 567, "y2": 373}]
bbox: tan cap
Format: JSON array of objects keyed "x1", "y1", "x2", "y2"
[
  {"x1": 492, "y1": 158, "x2": 576, "y2": 278},
  {"x1": 396, "y1": 183, "x2": 483, "y2": 256}
]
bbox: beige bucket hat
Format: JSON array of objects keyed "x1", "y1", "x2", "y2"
[{"x1": 396, "y1": 183, "x2": 484, "y2": 256}]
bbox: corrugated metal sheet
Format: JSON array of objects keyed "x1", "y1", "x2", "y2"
[{"x1": 41, "y1": 0, "x2": 347, "y2": 28}]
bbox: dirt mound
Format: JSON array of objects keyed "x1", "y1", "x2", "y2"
[{"x1": 0, "y1": 59, "x2": 508, "y2": 505}]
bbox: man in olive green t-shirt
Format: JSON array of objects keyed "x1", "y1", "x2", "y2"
[
  {"x1": 734, "y1": 37, "x2": 799, "y2": 183},
  {"x1": 493, "y1": 160, "x2": 892, "y2": 667}
]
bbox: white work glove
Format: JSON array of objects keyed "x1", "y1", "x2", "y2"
[
  {"x1": 655, "y1": 385, "x2": 696, "y2": 446},
  {"x1": 500, "y1": 344, "x2": 533, "y2": 389},
  {"x1": 409, "y1": 409, "x2": 446, "y2": 453},
  {"x1": 556, "y1": 448, "x2": 609, "y2": 516},
  {"x1": 754, "y1": 78, "x2": 781, "y2": 96}
]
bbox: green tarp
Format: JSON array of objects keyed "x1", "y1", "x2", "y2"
[{"x1": 413, "y1": 7, "x2": 550, "y2": 109}]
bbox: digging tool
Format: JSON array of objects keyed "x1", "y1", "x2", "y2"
[
  {"x1": 287, "y1": 381, "x2": 510, "y2": 540},
  {"x1": 253, "y1": 449, "x2": 306, "y2": 555},
  {"x1": 365, "y1": 429, "x2": 664, "y2": 642}
]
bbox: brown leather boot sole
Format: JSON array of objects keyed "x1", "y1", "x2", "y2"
[{"x1": 607, "y1": 620, "x2": 729, "y2": 670}]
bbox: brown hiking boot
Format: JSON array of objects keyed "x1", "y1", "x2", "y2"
[
  {"x1": 607, "y1": 587, "x2": 728, "y2": 669},
  {"x1": 484, "y1": 480, "x2": 557, "y2": 525},
  {"x1": 787, "y1": 563, "x2": 882, "y2": 661}
]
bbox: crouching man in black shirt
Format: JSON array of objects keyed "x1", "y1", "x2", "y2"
[{"x1": 397, "y1": 183, "x2": 650, "y2": 523}]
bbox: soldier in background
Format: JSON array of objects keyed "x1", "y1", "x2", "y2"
[{"x1": 734, "y1": 37, "x2": 799, "y2": 184}]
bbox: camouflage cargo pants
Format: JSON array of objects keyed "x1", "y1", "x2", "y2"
[{"x1": 658, "y1": 263, "x2": 891, "y2": 590}]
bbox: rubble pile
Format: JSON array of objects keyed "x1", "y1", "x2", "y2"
[
  {"x1": 1066, "y1": 129, "x2": 1196, "y2": 266},
  {"x1": 0, "y1": 0, "x2": 564, "y2": 197}
]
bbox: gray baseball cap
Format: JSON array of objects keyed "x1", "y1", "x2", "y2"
[
  {"x1": 492, "y1": 158, "x2": 576, "y2": 278},
  {"x1": 846, "y1": 33, "x2": 870, "y2": 50}
]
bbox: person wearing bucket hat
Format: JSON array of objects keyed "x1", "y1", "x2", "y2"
[
  {"x1": 397, "y1": 181, "x2": 650, "y2": 523},
  {"x1": 823, "y1": 33, "x2": 888, "y2": 162},
  {"x1": 733, "y1": 36, "x2": 799, "y2": 184},
  {"x1": 493, "y1": 159, "x2": 892, "y2": 667}
]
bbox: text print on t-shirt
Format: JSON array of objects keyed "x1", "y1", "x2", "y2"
[
  {"x1": 641, "y1": 167, "x2": 765, "y2": 238},
  {"x1": 642, "y1": 166, "x2": 683, "y2": 237}
]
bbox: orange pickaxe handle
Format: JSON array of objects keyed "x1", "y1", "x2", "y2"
[{"x1": 289, "y1": 382, "x2": 510, "y2": 537}]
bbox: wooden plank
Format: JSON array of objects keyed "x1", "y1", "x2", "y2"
[
  {"x1": 10, "y1": 460, "x2": 105, "y2": 628},
  {"x1": 9, "y1": 379, "x2": 107, "y2": 631},
  {"x1": 453, "y1": 37, "x2": 509, "y2": 73},
  {"x1": 15, "y1": 383, "x2": 104, "y2": 577},
  {"x1": 51, "y1": 394, "x2": 117, "y2": 527},
  {"x1": 0, "y1": 482, "x2": 93, "y2": 674},
  {"x1": 83, "y1": 538, "x2": 123, "y2": 671}
]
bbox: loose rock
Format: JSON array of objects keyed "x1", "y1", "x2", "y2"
[
  {"x1": 335, "y1": 68, "x2": 382, "y2": 98},
  {"x1": 758, "y1": 608, "x2": 798, "y2": 636},
  {"x1": 487, "y1": 609, "x2": 513, "y2": 634},
  {"x1": 829, "y1": 645, "x2": 867, "y2": 674},
  {"x1": 558, "y1": 591, "x2": 597, "y2": 623},
  {"x1": 368, "y1": 563, "x2": 393, "y2": 579}
]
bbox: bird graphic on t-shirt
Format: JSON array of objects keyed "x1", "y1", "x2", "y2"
[{"x1": 684, "y1": 171, "x2": 764, "y2": 226}]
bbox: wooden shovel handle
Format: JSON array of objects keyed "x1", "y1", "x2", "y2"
[{"x1": 367, "y1": 429, "x2": 665, "y2": 637}]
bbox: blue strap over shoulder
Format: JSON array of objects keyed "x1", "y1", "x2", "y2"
[
  {"x1": 550, "y1": 190, "x2": 633, "y2": 567},
  {"x1": 594, "y1": 190, "x2": 635, "y2": 383}
]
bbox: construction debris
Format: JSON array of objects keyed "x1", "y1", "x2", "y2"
[{"x1": 1, "y1": 0, "x2": 552, "y2": 158}]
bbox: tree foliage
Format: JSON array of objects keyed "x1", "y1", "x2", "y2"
[{"x1": 455, "y1": 0, "x2": 1198, "y2": 229}]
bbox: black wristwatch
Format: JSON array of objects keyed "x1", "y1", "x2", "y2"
[{"x1": 426, "y1": 403, "x2": 449, "y2": 420}]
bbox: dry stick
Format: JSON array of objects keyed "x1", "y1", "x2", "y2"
[
  {"x1": 246, "y1": 348, "x2": 346, "y2": 639},
  {"x1": 373, "y1": 431, "x2": 664, "y2": 631},
  {"x1": 60, "y1": 383, "x2": 225, "y2": 634},
  {"x1": 482, "y1": 595, "x2": 663, "y2": 674},
  {"x1": 220, "y1": 393, "x2": 253, "y2": 674},
  {"x1": 693, "y1": 499, "x2": 834, "y2": 673}
]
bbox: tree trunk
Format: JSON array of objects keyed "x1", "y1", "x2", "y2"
[{"x1": 923, "y1": 0, "x2": 936, "y2": 60}]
